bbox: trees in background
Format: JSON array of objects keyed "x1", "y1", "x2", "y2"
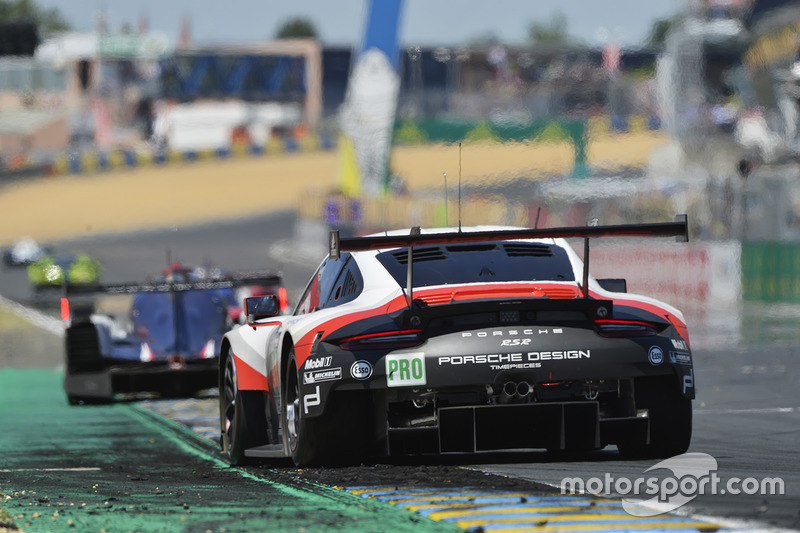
[
  {"x1": 0, "y1": 0, "x2": 70, "y2": 37},
  {"x1": 276, "y1": 17, "x2": 318, "y2": 40}
]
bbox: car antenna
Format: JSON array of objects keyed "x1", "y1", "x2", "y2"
[
  {"x1": 534, "y1": 207, "x2": 541, "y2": 229},
  {"x1": 458, "y1": 142, "x2": 462, "y2": 233},
  {"x1": 443, "y1": 172, "x2": 448, "y2": 227}
]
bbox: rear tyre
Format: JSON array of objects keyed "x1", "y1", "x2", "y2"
[
  {"x1": 283, "y1": 349, "x2": 327, "y2": 466},
  {"x1": 220, "y1": 353, "x2": 267, "y2": 465},
  {"x1": 65, "y1": 322, "x2": 112, "y2": 405},
  {"x1": 283, "y1": 348, "x2": 369, "y2": 466},
  {"x1": 65, "y1": 322, "x2": 104, "y2": 374},
  {"x1": 617, "y1": 377, "x2": 692, "y2": 459}
]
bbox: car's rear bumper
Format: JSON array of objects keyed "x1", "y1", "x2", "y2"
[
  {"x1": 64, "y1": 360, "x2": 218, "y2": 400},
  {"x1": 387, "y1": 400, "x2": 648, "y2": 455}
]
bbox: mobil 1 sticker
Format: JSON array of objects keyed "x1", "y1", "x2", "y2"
[{"x1": 386, "y1": 353, "x2": 426, "y2": 387}]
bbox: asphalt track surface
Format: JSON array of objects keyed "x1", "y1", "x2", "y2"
[
  {"x1": 3, "y1": 211, "x2": 800, "y2": 532},
  {"x1": 0, "y1": 369, "x2": 462, "y2": 533}
]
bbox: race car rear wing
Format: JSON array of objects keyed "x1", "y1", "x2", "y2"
[
  {"x1": 330, "y1": 215, "x2": 689, "y2": 305},
  {"x1": 61, "y1": 272, "x2": 284, "y2": 322},
  {"x1": 64, "y1": 272, "x2": 283, "y2": 296}
]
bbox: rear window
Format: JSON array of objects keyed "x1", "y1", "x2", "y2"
[{"x1": 375, "y1": 242, "x2": 574, "y2": 289}]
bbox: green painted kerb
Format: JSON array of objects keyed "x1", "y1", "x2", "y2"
[{"x1": 0, "y1": 369, "x2": 460, "y2": 533}]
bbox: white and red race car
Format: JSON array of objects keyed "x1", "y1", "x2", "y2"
[{"x1": 219, "y1": 217, "x2": 694, "y2": 466}]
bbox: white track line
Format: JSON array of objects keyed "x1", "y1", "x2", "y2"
[
  {"x1": 0, "y1": 467, "x2": 100, "y2": 472},
  {"x1": 0, "y1": 293, "x2": 63, "y2": 337},
  {"x1": 695, "y1": 407, "x2": 797, "y2": 415}
]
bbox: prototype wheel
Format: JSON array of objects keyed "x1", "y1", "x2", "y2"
[
  {"x1": 617, "y1": 377, "x2": 692, "y2": 459},
  {"x1": 64, "y1": 322, "x2": 113, "y2": 405},
  {"x1": 65, "y1": 323, "x2": 104, "y2": 374},
  {"x1": 220, "y1": 352, "x2": 267, "y2": 465}
]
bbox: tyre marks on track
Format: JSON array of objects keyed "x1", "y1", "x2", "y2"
[{"x1": 139, "y1": 397, "x2": 220, "y2": 443}]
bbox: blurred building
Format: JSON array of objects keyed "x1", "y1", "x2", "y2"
[
  {"x1": 152, "y1": 40, "x2": 321, "y2": 152},
  {"x1": 1, "y1": 33, "x2": 663, "y2": 168},
  {"x1": 321, "y1": 44, "x2": 660, "y2": 125}
]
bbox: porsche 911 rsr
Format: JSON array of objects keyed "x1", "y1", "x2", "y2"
[{"x1": 219, "y1": 217, "x2": 694, "y2": 466}]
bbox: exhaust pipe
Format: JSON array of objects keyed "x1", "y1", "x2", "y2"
[
  {"x1": 498, "y1": 381, "x2": 534, "y2": 404},
  {"x1": 500, "y1": 381, "x2": 517, "y2": 404},
  {"x1": 515, "y1": 381, "x2": 532, "y2": 402}
]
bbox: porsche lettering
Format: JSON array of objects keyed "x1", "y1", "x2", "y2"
[
  {"x1": 462, "y1": 328, "x2": 559, "y2": 338},
  {"x1": 439, "y1": 350, "x2": 591, "y2": 365},
  {"x1": 439, "y1": 353, "x2": 523, "y2": 365}
]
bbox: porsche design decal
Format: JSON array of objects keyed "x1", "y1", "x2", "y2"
[{"x1": 438, "y1": 350, "x2": 591, "y2": 367}]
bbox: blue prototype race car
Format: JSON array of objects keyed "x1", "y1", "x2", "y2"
[{"x1": 63, "y1": 263, "x2": 285, "y2": 404}]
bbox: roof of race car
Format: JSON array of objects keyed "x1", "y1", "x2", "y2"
[{"x1": 355, "y1": 225, "x2": 563, "y2": 254}]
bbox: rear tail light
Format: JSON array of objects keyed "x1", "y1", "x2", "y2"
[
  {"x1": 595, "y1": 319, "x2": 658, "y2": 337},
  {"x1": 338, "y1": 329, "x2": 424, "y2": 351}
]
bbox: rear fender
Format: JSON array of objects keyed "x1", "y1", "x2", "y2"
[
  {"x1": 223, "y1": 324, "x2": 279, "y2": 392},
  {"x1": 277, "y1": 333, "x2": 295, "y2": 418}
]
